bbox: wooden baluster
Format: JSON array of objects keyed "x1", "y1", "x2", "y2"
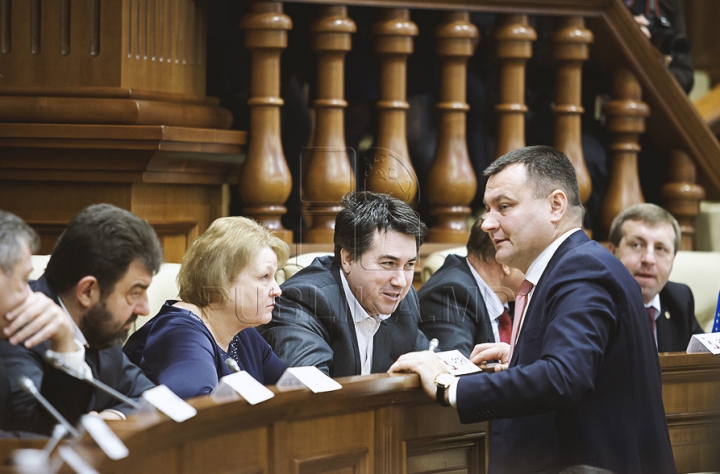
[
  {"x1": 303, "y1": 6, "x2": 356, "y2": 243},
  {"x1": 494, "y1": 15, "x2": 536, "y2": 158},
  {"x1": 239, "y1": 2, "x2": 293, "y2": 243},
  {"x1": 552, "y1": 17, "x2": 593, "y2": 205},
  {"x1": 367, "y1": 9, "x2": 418, "y2": 204},
  {"x1": 599, "y1": 69, "x2": 650, "y2": 238},
  {"x1": 661, "y1": 150, "x2": 706, "y2": 250},
  {"x1": 425, "y1": 12, "x2": 478, "y2": 243}
]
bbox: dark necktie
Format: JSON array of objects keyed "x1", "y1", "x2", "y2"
[
  {"x1": 509, "y1": 280, "x2": 534, "y2": 359},
  {"x1": 646, "y1": 306, "x2": 657, "y2": 344},
  {"x1": 497, "y1": 309, "x2": 512, "y2": 344}
]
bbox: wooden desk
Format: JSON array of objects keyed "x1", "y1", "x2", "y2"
[{"x1": 1, "y1": 353, "x2": 717, "y2": 473}]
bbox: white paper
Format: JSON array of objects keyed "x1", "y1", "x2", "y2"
[
  {"x1": 276, "y1": 366, "x2": 342, "y2": 393},
  {"x1": 141, "y1": 385, "x2": 197, "y2": 422},
  {"x1": 214, "y1": 371, "x2": 275, "y2": 405},
  {"x1": 686, "y1": 333, "x2": 720, "y2": 355},
  {"x1": 80, "y1": 414, "x2": 129, "y2": 460},
  {"x1": 434, "y1": 350, "x2": 482, "y2": 376},
  {"x1": 57, "y1": 446, "x2": 99, "y2": 474}
]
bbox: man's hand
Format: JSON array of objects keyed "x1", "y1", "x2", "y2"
[
  {"x1": 388, "y1": 351, "x2": 449, "y2": 400},
  {"x1": 3, "y1": 292, "x2": 76, "y2": 351},
  {"x1": 470, "y1": 342, "x2": 511, "y2": 372}
]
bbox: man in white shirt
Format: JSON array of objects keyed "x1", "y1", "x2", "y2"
[
  {"x1": 390, "y1": 146, "x2": 675, "y2": 473},
  {"x1": 260, "y1": 191, "x2": 429, "y2": 377},
  {"x1": 609, "y1": 203, "x2": 703, "y2": 352},
  {"x1": 0, "y1": 204, "x2": 161, "y2": 436},
  {"x1": 418, "y1": 217, "x2": 525, "y2": 356}
]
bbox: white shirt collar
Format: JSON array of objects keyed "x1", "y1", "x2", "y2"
[
  {"x1": 466, "y1": 257, "x2": 506, "y2": 320},
  {"x1": 524, "y1": 228, "x2": 583, "y2": 287},
  {"x1": 339, "y1": 270, "x2": 392, "y2": 324}
]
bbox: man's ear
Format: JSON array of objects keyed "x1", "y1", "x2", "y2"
[
  {"x1": 75, "y1": 276, "x2": 101, "y2": 310},
  {"x1": 340, "y1": 248, "x2": 354, "y2": 273},
  {"x1": 608, "y1": 242, "x2": 617, "y2": 254},
  {"x1": 548, "y1": 189, "x2": 568, "y2": 223}
]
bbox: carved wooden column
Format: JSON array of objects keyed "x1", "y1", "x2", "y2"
[
  {"x1": 367, "y1": 9, "x2": 418, "y2": 203},
  {"x1": 600, "y1": 69, "x2": 650, "y2": 237},
  {"x1": 552, "y1": 17, "x2": 593, "y2": 205},
  {"x1": 303, "y1": 6, "x2": 356, "y2": 243},
  {"x1": 425, "y1": 12, "x2": 478, "y2": 243},
  {"x1": 661, "y1": 150, "x2": 706, "y2": 250},
  {"x1": 494, "y1": 15, "x2": 536, "y2": 158},
  {"x1": 239, "y1": 2, "x2": 293, "y2": 243}
]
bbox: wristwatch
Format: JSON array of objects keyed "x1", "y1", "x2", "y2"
[{"x1": 434, "y1": 373, "x2": 455, "y2": 407}]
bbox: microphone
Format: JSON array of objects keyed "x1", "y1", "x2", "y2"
[
  {"x1": 225, "y1": 358, "x2": 241, "y2": 373},
  {"x1": 44, "y1": 351, "x2": 141, "y2": 410},
  {"x1": 18, "y1": 376, "x2": 80, "y2": 439}
]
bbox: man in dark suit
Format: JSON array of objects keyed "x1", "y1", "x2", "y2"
[
  {"x1": 0, "y1": 204, "x2": 162, "y2": 435},
  {"x1": 260, "y1": 191, "x2": 429, "y2": 377},
  {"x1": 391, "y1": 146, "x2": 675, "y2": 473},
  {"x1": 418, "y1": 218, "x2": 524, "y2": 356},
  {"x1": 609, "y1": 203, "x2": 703, "y2": 352}
]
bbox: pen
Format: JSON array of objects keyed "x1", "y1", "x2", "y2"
[{"x1": 428, "y1": 338, "x2": 439, "y2": 352}]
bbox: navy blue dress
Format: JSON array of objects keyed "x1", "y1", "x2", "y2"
[{"x1": 124, "y1": 301, "x2": 286, "y2": 400}]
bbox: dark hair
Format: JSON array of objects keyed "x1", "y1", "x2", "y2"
[
  {"x1": 45, "y1": 204, "x2": 163, "y2": 296},
  {"x1": 608, "y1": 203, "x2": 681, "y2": 254},
  {"x1": 333, "y1": 191, "x2": 427, "y2": 263},
  {"x1": 466, "y1": 216, "x2": 496, "y2": 263},
  {"x1": 484, "y1": 146, "x2": 584, "y2": 220},
  {"x1": 0, "y1": 210, "x2": 39, "y2": 275}
]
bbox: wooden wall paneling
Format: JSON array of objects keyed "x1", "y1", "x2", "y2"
[{"x1": 180, "y1": 427, "x2": 269, "y2": 474}]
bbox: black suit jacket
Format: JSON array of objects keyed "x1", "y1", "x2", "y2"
[
  {"x1": 456, "y1": 231, "x2": 675, "y2": 474},
  {"x1": 259, "y1": 256, "x2": 428, "y2": 377},
  {"x1": 656, "y1": 281, "x2": 704, "y2": 352},
  {"x1": 418, "y1": 254, "x2": 495, "y2": 357},
  {"x1": 0, "y1": 276, "x2": 155, "y2": 435}
]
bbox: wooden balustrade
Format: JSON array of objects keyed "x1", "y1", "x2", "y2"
[
  {"x1": 425, "y1": 12, "x2": 478, "y2": 243},
  {"x1": 552, "y1": 17, "x2": 593, "y2": 205},
  {"x1": 600, "y1": 68, "x2": 649, "y2": 238},
  {"x1": 367, "y1": 9, "x2": 419, "y2": 204},
  {"x1": 493, "y1": 15, "x2": 536, "y2": 158},
  {"x1": 239, "y1": 1, "x2": 294, "y2": 244},
  {"x1": 302, "y1": 6, "x2": 356, "y2": 243},
  {"x1": 662, "y1": 150, "x2": 706, "y2": 250}
]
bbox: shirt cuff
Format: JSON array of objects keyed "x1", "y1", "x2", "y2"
[
  {"x1": 449, "y1": 376, "x2": 459, "y2": 408},
  {"x1": 47, "y1": 339, "x2": 92, "y2": 379},
  {"x1": 101, "y1": 409, "x2": 127, "y2": 421}
]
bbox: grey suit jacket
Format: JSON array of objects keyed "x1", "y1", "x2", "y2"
[
  {"x1": 259, "y1": 256, "x2": 428, "y2": 377},
  {"x1": 418, "y1": 254, "x2": 495, "y2": 356}
]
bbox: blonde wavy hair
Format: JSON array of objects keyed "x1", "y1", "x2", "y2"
[{"x1": 177, "y1": 217, "x2": 289, "y2": 307}]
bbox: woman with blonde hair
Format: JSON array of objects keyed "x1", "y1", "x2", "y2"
[{"x1": 124, "y1": 217, "x2": 289, "y2": 399}]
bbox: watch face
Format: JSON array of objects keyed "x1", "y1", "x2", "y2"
[{"x1": 436, "y1": 373, "x2": 455, "y2": 386}]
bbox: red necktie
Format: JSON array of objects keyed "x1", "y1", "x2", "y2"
[
  {"x1": 646, "y1": 306, "x2": 657, "y2": 343},
  {"x1": 497, "y1": 309, "x2": 512, "y2": 344},
  {"x1": 509, "y1": 280, "x2": 534, "y2": 359}
]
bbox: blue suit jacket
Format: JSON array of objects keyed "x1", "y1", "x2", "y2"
[
  {"x1": 418, "y1": 254, "x2": 496, "y2": 357},
  {"x1": 456, "y1": 231, "x2": 676, "y2": 473},
  {"x1": 657, "y1": 281, "x2": 703, "y2": 352},
  {"x1": 259, "y1": 256, "x2": 428, "y2": 377}
]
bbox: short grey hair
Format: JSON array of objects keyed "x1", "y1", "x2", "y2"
[{"x1": 0, "y1": 210, "x2": 39, "y2": 275}]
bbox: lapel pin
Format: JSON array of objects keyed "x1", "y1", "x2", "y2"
[{"x1": 664, "y1": 311, "x2": 670, "y2": 320}]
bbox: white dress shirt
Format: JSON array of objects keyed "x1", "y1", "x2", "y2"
[{"x1": 466, "y1": 257, "x2": 508, "y2": 343}]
